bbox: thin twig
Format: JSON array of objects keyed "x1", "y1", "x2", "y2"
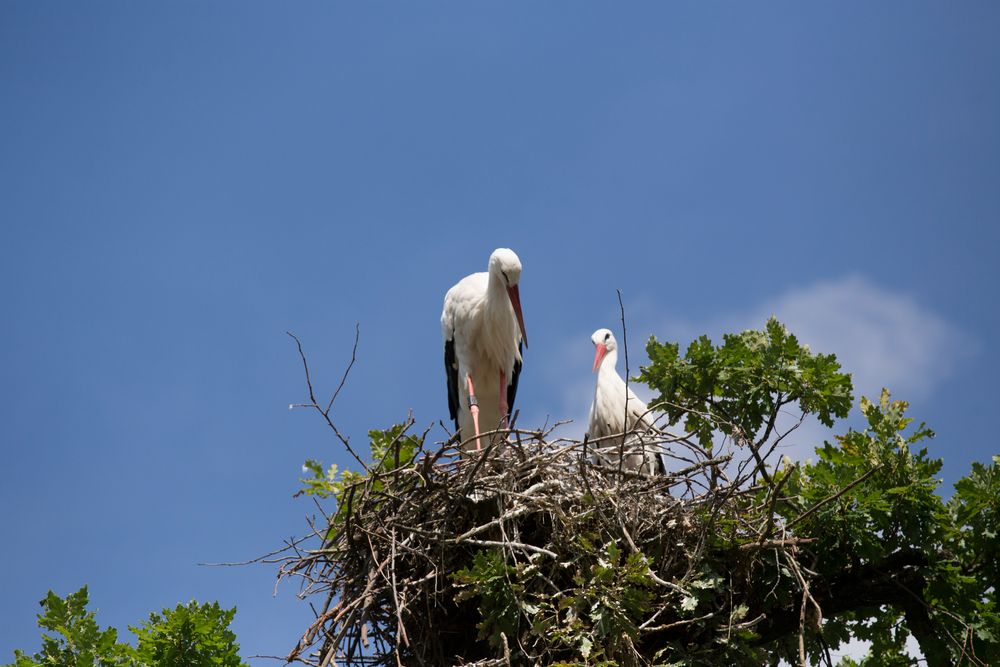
[
  {"x1": 287, "y1": 330, "x2": 368, "y2": 470},
  {"x1": 327, "y1": 322, "x2": 361, "y2": 413},
  {"x1": 616, "y1": 288, "x2": 629, "y2": 477}
]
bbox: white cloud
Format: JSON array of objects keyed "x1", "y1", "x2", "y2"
[
  {"x1": 655, "y1": 275, "x2": 970, "y2": 404},
  {"x1": 748, "y1": 275, "x2": 969, "y2": 403}
]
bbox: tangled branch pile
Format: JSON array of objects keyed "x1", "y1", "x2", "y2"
[{"x1": 278, "y1": 420, "x2": 822, "y2": 667}]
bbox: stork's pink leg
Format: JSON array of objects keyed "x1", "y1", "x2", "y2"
[
  {"x1": 498, "y1": 371, "x2": 509, "y2": 429},
  {"x1": 466, "y1": 375, "x2": 482, "y2": 450}
]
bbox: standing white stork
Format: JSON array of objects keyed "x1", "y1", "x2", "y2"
[
  {"x1": 442, "y1": 248, "x2": 528, "y2": 451},
  {"x1": 588, "y1": 328, "x2": 664, "y2": 474}
]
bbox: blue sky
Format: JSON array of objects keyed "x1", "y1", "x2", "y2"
[{"x1": 1, "y1": 2, "x2": 998, "y2": 661}]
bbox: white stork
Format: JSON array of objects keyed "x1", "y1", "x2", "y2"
[
  {"x1": 588, "y1": 328, "x2": 664, "y2": 474},
  {"x1": 442, "y1": 248, "x2": 527, "y2": 451}
]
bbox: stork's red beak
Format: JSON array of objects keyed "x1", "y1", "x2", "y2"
[
  {"x1": 592, "y1": 343, "x2": 607, "y2": 373},
  {"x1": 506, "y1": 285, "x2": 528, "y2": 348}
]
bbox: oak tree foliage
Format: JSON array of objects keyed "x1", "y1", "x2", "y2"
[{"x1": 5, "y1": 587, "x2": 248, "y2": 667}]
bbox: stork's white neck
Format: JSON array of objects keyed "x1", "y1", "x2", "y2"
[
  {"x1": 486, "y1": 271, "x2": 510, "y2": 310},
  {"x1": 598, "y1": 348, "x2": 620, "y2": 377}
]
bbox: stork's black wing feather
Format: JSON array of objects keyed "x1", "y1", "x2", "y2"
[
  {"x1": 654, "y1": 451, "x2": 666, "y2": 475},
  {"x1": 506, "y1": 341, "x2": 523, "y2": 421},
  {"x1": 444, "y1": 337, "x2": 460, "y2": 432}
]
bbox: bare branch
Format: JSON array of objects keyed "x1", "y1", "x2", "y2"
[{"x1": 287, "y1": 330, "x2": 369, "y2": 471}]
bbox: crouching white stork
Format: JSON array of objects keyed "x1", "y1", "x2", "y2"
[
  {"x1": 588, "y1": 328, "x2": 664, "y2": 474},
  {"x1": 442, "y1": 248, "x2": 528, "y2": 452}
]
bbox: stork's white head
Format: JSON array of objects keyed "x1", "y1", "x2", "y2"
[
  {"x1": 488, "y1": 248, "x2": 522, "y2": 286},
  {"x1": 489, "y1": 248, "x2": 528, "y2": 347},
  {"x1": 591, "y1": 328, "x2": 617, "y2": 372}
]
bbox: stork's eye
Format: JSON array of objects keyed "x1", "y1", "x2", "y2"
[
  {"x1": 501, "y1": 270, "x2": 509, "y2": 285},
  {"x1": 604, "y1": 333, "x2": 611, "y2": 341}
]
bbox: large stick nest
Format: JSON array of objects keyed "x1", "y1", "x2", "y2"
[{"x1": 277, "y1": 420, "x2": 813, "y2": 667}]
